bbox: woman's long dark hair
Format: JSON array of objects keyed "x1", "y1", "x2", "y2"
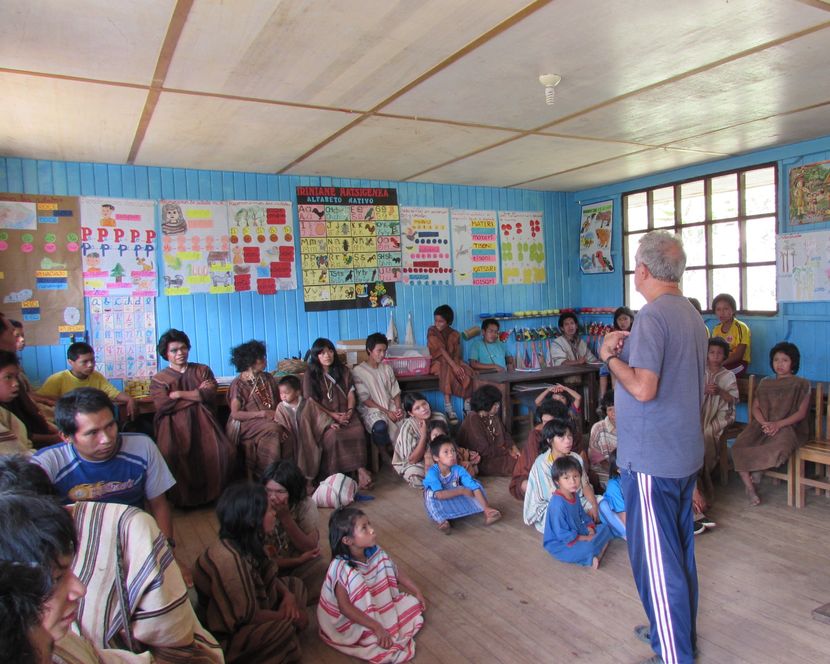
[
  {"x1": 261, "y1": 460, "x2": 306, "y2": 509},
  {"x1": 539, "y1": 417, "x2": 573, "y2": 455},
  {"x1": 217, "y1": 482, "x2": 269, "y2": 565},
  {"x1": 306, "y1": 337, "x2": 344, "y2": 401}
]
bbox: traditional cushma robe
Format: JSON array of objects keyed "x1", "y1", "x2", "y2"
[
  {"x1": 150, "y1": 363, "x2": 235, "y2": 506},
  {"x1": 273, "y1": 397, "x2": 329, "y2": 482},
  {"x1": 353, "y1": 361, "x2": 403, "y2": 443},
  {"x1": 732, "y1": 375, "x2": 811, "y2": 472},
  {"x1": 699, "y1": 366, "x2": 738, "y2": 497},
  {"x1": 427, "y1": 325, "x2": 474, "y2": 399},
  {"x1": 318, "y1": 547, "x2": 424, "y2": 663},
  {"x1": 264, "y1": 496, "x2": 326, "y2": 595},
  {"x1": 194, "y1": 540, "x2": 306, "y2": 664},
  {"x1": 510, "y1": 426, "x2": 543, "y2": 500},
  {"x1": 457, "y1": 411, "x2": 516, "y2": 476},
  {"x1": 0, "y1": 405, "x2": 32, "y2": 455},
  {"x1": 52, "y1": 630, "x2": 151, "y2": 663},
  {"x1": 544, "y1": 491, "x2": 612, "y2": 567}
]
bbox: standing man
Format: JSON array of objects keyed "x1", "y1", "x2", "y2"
[{"x1": 599, "y1": 231, "x2": 707, "y2": 664}]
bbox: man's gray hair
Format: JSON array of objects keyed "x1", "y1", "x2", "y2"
[{"x1": 635, "y1": 231, "x2": 686, "y2": 282}]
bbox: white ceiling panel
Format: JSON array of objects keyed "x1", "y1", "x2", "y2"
[
  {"x1": 0, "y1": 0, "x2": 175, "y2": 84},
  {"x1": 136, "y1": 92, "x2": 359, "y2": 172},
  {"x1": 0, "y1": 74, "x2": 147, "y2": 163},
  {"x1": 164, "y1": 0, "x2": 529, "y2": 109},
  {"x1": 286, "y1": 115, "x2": 517, "y2": 181}
]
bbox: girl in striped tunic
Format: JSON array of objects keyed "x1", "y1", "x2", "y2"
[{"x1": 318, "y1": 508, "x2": 425, "y2": 663}]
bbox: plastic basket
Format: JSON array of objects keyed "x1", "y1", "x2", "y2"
[{"x1": 383, "y1": 355, "x2": 431, "y2": 377}]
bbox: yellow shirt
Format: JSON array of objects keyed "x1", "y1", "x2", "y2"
[
  {"x1": 711, "y1": 318, "x2": 751, "y2": 362},
  {"x1": 38, "y1": 369, "x2": 121, "y2": 400}
]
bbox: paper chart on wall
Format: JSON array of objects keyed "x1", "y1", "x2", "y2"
[
  {"x1": 0, "y1": 193, "x2": 85, "y2": 346},
  {"x1": 450, "y1": 209, "x2": 499, "y2": 286},
  {"x1": 776, "y1": 230, "x2": 830, "y2": 302},
  {"x1": 400, "y1": 207, "x2": 452, "y2": 285},
  {"x1": 88, "y1": 295, "x2": 157, "y2": 381},
  {"x1": 499, "y1": 210, "x2": 545, "y2": 284},
  {"x1": 80, "y1": 197, "x2": 158, "y2": 297},
  {"x1": 227, "y1": 201, "x2": 296, "y2": 294},
  {"x1": 579, "y1": 200, "x2": 614, "y2": 273},
  {"x1": 160, "y1": 201, "x2": 231, "y2": 296}
]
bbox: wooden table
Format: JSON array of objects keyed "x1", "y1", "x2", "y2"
[{"x1": 473, "y1": 364, "x2": 601, "y2": 432}]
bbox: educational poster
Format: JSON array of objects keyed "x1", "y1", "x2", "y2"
[
  {"x1": 579, "y1": 200, "x2": 614, "y2": 273},
  {"x1": 776, "y1": 230, "x2": 830, "y2": 302},
  {"x1": 450, "y1": 209, "x2": 499, "y2": 286},
  {"x1": 789, "y1": 160, "x2": 830, "y2": 225},
  {"x1": 499, "y1": 210, "x2": 545, "y2": 284},
  {"x1": 159, "y1": 201, "x2": 231, "y2": 296},
  {"x1": 227, "y1": 201, "x2": 296, "y2": 294},
  {"x1": 80, "y1": 197, "x2": 157, "y2": 297},
  {"x1": 400, "y1": 206, "x2": 452, "y2": 285},
  {"x1": 0, "y1": 193, "x2": 85, "y2": 346},
  {"x1": 88, "y1": 296, "x2": 157, "y2": 380},
  {"x1": 296, "y1": 186, "x2": 401, "y2": 311}
]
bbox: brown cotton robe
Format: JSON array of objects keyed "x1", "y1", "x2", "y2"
[
  {"x1": 457, "y1": 411, "x2": 516, "y2": 476},
  {"x1": 150, "y1": 363, "x2": 235, "y2": 506},
  {"x1": 731, "y1": 375, "x2": 811, "y2": 472},
  {"x1": 510, "y1": 426, "x2": 543, "y2": 500},
  {"x1": 427, "y1": 325, "x2": 475, "y2": 399}
]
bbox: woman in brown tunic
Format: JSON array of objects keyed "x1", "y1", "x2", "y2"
[
  {"x1": 732, "y1": 342, "x2": 811, "y2": 505},
  {"x1": 227, "y1": 340, "x2": 290, "y2": 480},
  {"x1": 303, "y1": 337, "x2": 372, "y2": 490},
  {"x1": 150, "y1": 329, "x2": 235, "y2": 506},
  {"x1": 427, "y1": 304, "x2": 475, "y2": 421},
  {"x1": 457, "y1": 384, "x2": 519, "y2": 476}
]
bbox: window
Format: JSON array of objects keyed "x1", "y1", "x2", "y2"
[{"x1": 623, "y1": 164, "x2": 777, "y2": 313}]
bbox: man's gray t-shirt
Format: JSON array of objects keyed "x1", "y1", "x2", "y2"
[{"x1": 616, "y1": 294, "x2": 708, "y2": 478}]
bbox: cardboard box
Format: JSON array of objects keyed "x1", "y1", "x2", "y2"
[{"x1": 336, "y1": 339, "x2": 369, "y2": 367}]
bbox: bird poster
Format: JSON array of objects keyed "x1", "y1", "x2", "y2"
[
  {"x1": 499, "y1": 210, "x2": 546, "y2": 284},
  {"x1": 579, "y1": 200, "x2": 614, "y2": 274},
  {"x1": 400, "y1": 206, "x2": 452, "y2": 286},
  {"x1": 297, "y1": 186, "x2": 401, "y2": 311},
  {"x1": 450, "y1": 209, "x2": 499, "y2": 286}
]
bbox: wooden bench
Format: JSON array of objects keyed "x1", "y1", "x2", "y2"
[
  {"x1": 795, "y1": 382, "x2": 830, "y2": 508},
  {"x1": 717, "y1": 374, "x2": 755, "y2": 486}
]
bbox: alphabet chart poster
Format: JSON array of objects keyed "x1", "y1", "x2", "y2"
[
  {"x1": 450, "y1": 209, "x2": 499, "y2": 286},
  {"x1": 88, "y1": 295, "x2": 157, "y2": 379},
  {"x1": 0, "y1": 193, "x2": 85, "y2": 346},
  {"x1": 297, "y1": 186, "x2": 401, "y2": 311},
  {"x1": 80, "y1": 197, "x2": 158, "y2": 296},
  {"x1": 499, "y1": 210, "x2": 545, "y2": 284},
  {"x1": 579, "y1": 200, "x2": 614, "y2": 273},
  {"x1": 400, "y1": 207, "x2": 452, "y2": 285},
  {"x1": 227, "y1": 201, "x2": 296, "y2": 294},
  {"x1": 159, "y1": 201, "x2": 231, "y2": 296}
]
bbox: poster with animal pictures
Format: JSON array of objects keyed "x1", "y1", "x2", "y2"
[
  {"x1": 80, "y1": 197, "x2": 158, "y2": 297},
  {"x1": 296, "y1": 186, "x2": 401, "y2": 311},
  {"x1": 0, "y1": 193, "x2": 85, "y2": 346},
  {"x1": 776, "y1": 230, "x2": 830, "y2": 302},
  {"x1": 159, "y1": 201, "x2": 231, "y2": 295},
  {"x1": 499, "y1": 210, "x2": 545, "y2": 284},
  {"x1": 789, "y1": 160, "x2": 830, "y2": 226},
  {"x1": 227, "y1": 201, "x2": 296, "y2": 294},
  {"x1": 450, "y1": 209, "x2": 499, "y2": 286},
  {"x1": 579, "y1": 200, "x2": 614, "y2": 274},
  {"x1": 400, "y1": 207, "x2": 452, "y2": 285},
  {"x1": 88, "y1": 295, "x2": 157, "y2": 380}
]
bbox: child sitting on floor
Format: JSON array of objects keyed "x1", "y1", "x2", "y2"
[
  {"x1": 588, "y1": 389, "x2": 617, "y2": 486},
  {"x1": 534, "y1": 382, "x2": 586, "y2": 456},
  {"x1": 544, "y1": 455, "x2": 612, "y2": 569},
  {"x1": 509, "y1": 398, "x2": 562, "y2": 500},
  {"x1": 429, "y1": 418, "x2": 480, "y2": 477},
  {"x1": 598, "y1": 451, "x2": 626, "y2": 540},
  {"x1": 423, "y1": 434, "x2": 501, "y2": 534},
  {"x1": 393, "y1": 392, "x2": 433, "y2": 487},
  {"x1": 318, "y1": 507, "x2": 426, "y2": 662},
  {"x1": 456, "y1": 384, "x2": 519, "y2": 476}
]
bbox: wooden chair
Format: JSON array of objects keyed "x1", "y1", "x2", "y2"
[
  {"x1": 795, "y1": 383, "x2": 830, "y2": 508},
  {"x1": 716, "y1": 374, "x2": 755, "y2": 486}
]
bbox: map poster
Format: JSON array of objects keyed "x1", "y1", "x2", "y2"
[
  {"x1": 297, "y1": 186, "x2": 401, "y2": 311},
  {"x1": 776, "y1": 230, "x2": 830, "y2": 302},
  {"x1": 400, "y1": 206, "x2": 452, "y2": 285},
  {"x1": 227, "y1": 201, "x2": 297, "y2": 294},
  {"x1": 579, "y1": 200, "x2": 614, "y2": 273},
  {"x1": 80, "y1": 197, "x2": 157, "y2": 296},
  {"x1": 499, "y1": 210, "x2": 545, "y2": 285},
  {"x1": 160, "y1": 201, "x2": 231, "y2": 296},
  {"x1": 0, "y1": 193, "x2": 85, "y2": 346},
  {"x1": 88, "y1": 295, "x2": 157, "y2": 380},
  {"x1": 789, "y1": 160, "x2": 830, "y2": 226},
  {"x1": 450, "y1": 209, "x2": 499, "y2": 286}
]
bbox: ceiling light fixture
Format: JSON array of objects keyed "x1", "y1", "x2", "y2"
[{"x1": 538, "y1": 74, "x2": 561, "y2": 105}]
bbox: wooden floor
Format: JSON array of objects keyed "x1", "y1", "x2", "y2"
[{"x1": 175, "y1": 465, "x2": 830, "y2": 663}]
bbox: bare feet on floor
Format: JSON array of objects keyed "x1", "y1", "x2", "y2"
[
  {"x1": 437, "y1": 520, "x2": 451, "y2": 534},
  {"x1": 357, "y1": 468, "x2": 373, "y2": 491},
  {"x1": 484, "y1": 508, "x2": 502, "y2": 525},
  {"x1": 746, "y1": 487, "x2": 761, "y2": 506},
  {"x1": 592, "y1": 541, "x2": 610, "y2": 569}
]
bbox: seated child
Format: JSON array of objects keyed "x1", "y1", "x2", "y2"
[
  {"x1": 457, "y1": 384, "x2": 519, "y2": 476},
  {"x1": 588, "y1": 389, "x2": 617, "y2": 486},
  {"x1": 534, "y1": 382, "x2": 585, "y2": 453},
  {"x1": 711, "y1": 293, "x2": 751, "y2": 374},
  {"x1": 318, "y1": 507, "x2": 425, "y2": 662},
  {"x1": 423, "y1": 434, "x2": 501, "y2": 534},
  {"x1": 274, "y1": 375, "x2": 325, "y2": 488},
  {"x1": 0, "y1": 350, "x2": 33, "y2": 454},
  {"x1": 427, "y1": 304, "x2": 475, "y2": 420},
  {"x1": 38, "y1": 341, "x2": 137, "y2": 419},
  {"x1": 509, "y1": 398, "x2": 562, "y2": 500},
  {"x1": 393, "y1": 392, "x2": 433, "y2": 487},
  {"x1": 598, "y1": 451, "x2": 626, "y2": 540},
  {"x1": 544, "y1": 455, "x2": 612, "y2": 569},
  {"x1": 467, "y1": 318, "x2": 514, "y2": 372},
  {"x1": 524, "y1": 418, "x2": 598, "y2": 533},
  {"x1": 429, "y1": 418, "x2": 479, "y2": 477}
]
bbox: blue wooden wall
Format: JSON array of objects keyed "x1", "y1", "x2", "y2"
[
  {"x1": 570, "y1": 134, "x2": 830, "y2": 382},
  {"x1": 0, "y1": 158, "x2": 573, "y2": 386}
]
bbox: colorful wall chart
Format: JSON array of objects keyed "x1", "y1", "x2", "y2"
[
  {"x1": 400, "y1": 207, "x2": 452, "y2": 285},
  {"x1": 789, "y1": 160, "x2": 830, "y2": 226},
  {"x1": 499, "y1": 210, "x2": 545, "y2": 284},
  {"x1": 450, "y1": 209, "x2": 499, "y2": 286},
  {"x1": 776, "y1": 230, "x2": 830, "y2": 302},
  {"x1": 0, "y1": 194, "x2": 85, "y2": 346},
  {"x1": 88, "y1": 296, "x2": 157, "y2": 380},
  {"x1": 579, "y1": 200, "x2": 614, "y2": 273},
  {"x1": 297, "y1": 187, "x2": 401, "y2": 311},
  {"x1": 227, "y1": 201, "x2": 296, "y2": 294},
  {"x1": 80, "y1": 197, "x2": 157, "y2": 296}
]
